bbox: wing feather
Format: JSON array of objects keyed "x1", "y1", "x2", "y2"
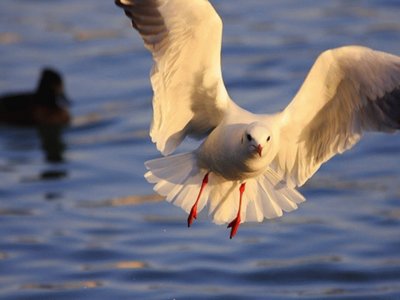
[
  {"x1": 116, "y1": 0, "x2": 231, "y2": 155},
  {"x1": 274, "y1": 46, "x2": 400, "y2": 187}
]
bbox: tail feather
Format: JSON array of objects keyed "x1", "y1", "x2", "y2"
[
  {"x1": 145, "y1": 153, "x2": 194, "y2": 182},
  {"x1": 154, "y1": 179, "x2": 177, "y2": 196},
  {"x1": 144, "y1": 152, "x2": 306, "y2": 225},
  {"x1": 258, "y1": 178, "x2": 284, "y2": 218},
  {"x1": 209, "y1": 179, "x2": 240, "y2": 224},
  {"x1": 166, "y1": 183, "x2": 184, "y2": 202},
  {"x1": 243, "y1": 181, "x2": 264, "y2": 222},
  {"x1": 145, "y1": 152, "x2": 209, "y2": 214},
  {"x1": 174, "y1": 181, "x2": 201, "y2": 212}
]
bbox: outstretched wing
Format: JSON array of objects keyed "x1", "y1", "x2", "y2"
[
  {"x1": 116, "y1": 0, "x2": 231, "y2": 155},
  {"x1": 273, "y1": 46, "x2": 400, "y2": 187}
]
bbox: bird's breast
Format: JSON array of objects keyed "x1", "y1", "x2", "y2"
[{"x1": 196, "y1": 126, "x2": 267, "y2": 181}]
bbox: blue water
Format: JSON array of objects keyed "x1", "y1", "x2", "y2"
[{"x1": 1, "y1": 1, "x2": 400, "y2": 299}]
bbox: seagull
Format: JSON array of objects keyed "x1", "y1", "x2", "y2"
[{"x1": 116, "y1": 0, "x2": 400, "y2": 238}]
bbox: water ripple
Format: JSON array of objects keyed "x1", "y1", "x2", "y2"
[{"x1": 1, "y1": 0, "x2": 400, "y2": 299}]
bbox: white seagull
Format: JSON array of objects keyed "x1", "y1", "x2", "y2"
[{"x1": 116, "y1": 0, "x2": 400, "y2": 238}]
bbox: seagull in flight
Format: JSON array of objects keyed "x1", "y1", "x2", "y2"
[{"x1": 116, "y1": 0, "x2": 400, "y2": 238}]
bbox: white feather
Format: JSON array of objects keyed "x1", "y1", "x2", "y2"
[
  {"x1": 276, "y1": 46, "x2": 400, "y2": 187},
  {"x1": 118, "y1": 2, "x2": 400, "y2": 234},
  {"x1": 146, "y1": 152, "x2": 306, "y2": 225},
  {"x1": 116, "y1": 0, "x2": 231, "y2": 155}
]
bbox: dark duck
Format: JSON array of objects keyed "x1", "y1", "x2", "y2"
[{"x1": 0, "y1": 68, "x2": 71, "y2": 126}]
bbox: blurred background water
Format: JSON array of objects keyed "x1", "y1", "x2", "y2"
[{"x1": 1, "y1": 0, "x2": 400, "y2": 299}]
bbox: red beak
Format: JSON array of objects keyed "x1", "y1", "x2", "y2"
[{"x1": 257, "y1": 144, "x2": 263, "y2": 157}]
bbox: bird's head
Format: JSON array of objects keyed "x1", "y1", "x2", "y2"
[
  {"x1": 36, "y1": 68, "x2": 70, "y2": 108},
  {"x1": 242, "y1": 122, "x2": 274, "y2": 159}
]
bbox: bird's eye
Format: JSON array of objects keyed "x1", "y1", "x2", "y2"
[
  {"x1": 266, "y1": 136, "x2": 271, "y2": 142},
  {"x1": 246, "y1": 134, "x2": 252, "y2": 141}
]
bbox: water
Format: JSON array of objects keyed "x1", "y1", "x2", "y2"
[{"x1": 1, "y1": 1, "x2": 400, "y2": 299}]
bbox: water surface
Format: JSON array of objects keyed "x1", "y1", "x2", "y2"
[{"x1": 1, "y1": 1, "x2": 400, "y2": 299}]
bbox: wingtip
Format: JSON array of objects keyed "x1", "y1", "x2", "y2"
[
  {"x1": 157, "y1": 142, "x2": 174, "y2": 156},
  {"x1": 115, "y1": 0, "x2": 124, "y2": 8},
  {"x1": 115, "y1": 0, "x2": 134, "y2": 9}
]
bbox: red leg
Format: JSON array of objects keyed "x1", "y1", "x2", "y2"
[
  {"x1": 187, "y1": 173, "x2": 209, "y2": 227},
  {"x1": 228, "y1": 182, "x2": 246, "y2": 239}
]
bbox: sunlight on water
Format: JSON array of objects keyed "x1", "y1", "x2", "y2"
[{"x1": 0, "y1": 0, "x2": 400, "y2": 299}]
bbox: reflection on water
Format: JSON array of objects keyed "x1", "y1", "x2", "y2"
[
  {"x1": 81, "y1": 260, "x2": 148, "y2": 271},
  {"x1": 78, "y1": 194, "x2": 163, "y2": 208},
  {"x1": 0, "y1": 208, "x2": 35, "y2": 216},
  {"x1": 39, "y1": 169, "x2": 68, "y2": 180},
  {"x1": 3, "y1": 124, "x2": 70, "y2": 183},
  {"x1": 37, "y1": 125, "x2": 66, "y2": 163},
  {"x1": 21, "y1": 281, "x2": 103, "y2": 291}
]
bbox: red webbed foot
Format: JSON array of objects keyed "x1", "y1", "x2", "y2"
[
  {"x1": 188, "y1": 204, "x2": 198, "y2": 227},
  {"x1": 227, "y1": 215, "x2": 241, "y2": 239}
]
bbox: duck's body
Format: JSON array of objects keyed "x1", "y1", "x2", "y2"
[{"x1": 0, "y1": 68, "x2": 70, "y2": 126}]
